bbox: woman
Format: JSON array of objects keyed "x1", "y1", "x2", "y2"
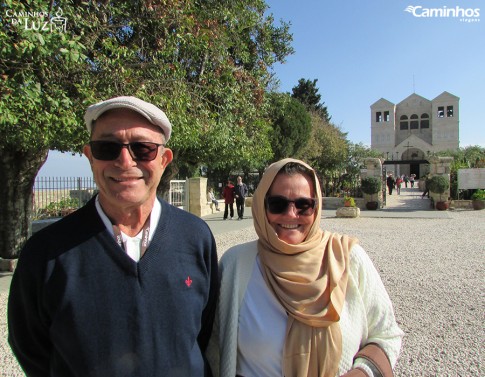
[{"x1": 209, "y1": 158, "x2": 403, "y2": 377}]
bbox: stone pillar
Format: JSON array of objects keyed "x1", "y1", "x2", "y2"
[
  {"x1": 363, "y1": 158, "x2": 383, "y2": 207},
  {"x1": 188, "y1": 177, "x2": 211, "y2": 217},
  {"x1": 428, "y1": 156, "x2": 453, "y2": 208}
]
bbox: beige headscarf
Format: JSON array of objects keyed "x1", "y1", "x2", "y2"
[{"x1": 252, "y1": 158, "x2": 358, "y2": 377}]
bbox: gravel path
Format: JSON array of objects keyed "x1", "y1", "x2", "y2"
[{"x1": 1, "y1": 205, "x2": 484, "y2": 376}]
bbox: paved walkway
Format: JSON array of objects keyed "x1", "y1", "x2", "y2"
[{"x1": 0, "y1": 186, "x2": 445, "y2": 294}]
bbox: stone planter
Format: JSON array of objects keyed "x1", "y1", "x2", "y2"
[
  {"x1": 336, "y1": 207, "x2": 360, "y2": 218},
  {"x1": 472, "y1": 200, "x2": 485, "y2": 210}
]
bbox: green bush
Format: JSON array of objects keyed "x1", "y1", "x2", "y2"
[
  {"x1": 471, "y1": 189, "x2": 485, "y2": 200},
  {"x1": 361, "y1": 177, "x2": 381, "y2": 195},
  {"x1": 37, "y1": 197, "x2": 80, "y2": 219},
  {"x1": 427, "y1": 175, "x2": 449, "y2": 202},
  {"x1": 427, "y1": 175, "x2": 449, "y2": 194}
]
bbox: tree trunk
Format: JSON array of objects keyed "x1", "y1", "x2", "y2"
[{"x1": 0, "y1": 147, "x2": 48, "y2": 258}]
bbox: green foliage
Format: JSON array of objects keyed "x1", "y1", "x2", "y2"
[
  {"x1": 343, "y1": 143, "x2": 382, "y2": 192},
  {"x1": 361, "y1": 177, "x2": 381, "y2": 195},
  {"x1": 299, "y1": 114, "x2": 348, "y2": 178},
  {"x1": 267, "y1": 93, "x2": 311, "y2": 162},
  {"x1": 291, "y1": 78, "x2": 330, "y2": 123},
  {"x1": 471, "y1": 189, "x2": 485, "y2": 201},
  {"x1": 427, "y1": 175, "x2": 449, "y2": 202},
  {"x1": 1, "y1": 0, "x2": 294, "y2": 168},
  {"x1": 37, "y1": 197, "x2": 80, "y2": 219},
  {"x1": 343, "y1": 196, "x2": 355, "y2": 207}
]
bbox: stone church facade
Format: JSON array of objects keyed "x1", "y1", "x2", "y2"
[{"x1": 370, "y1": 91, "x2": 459, "y2": 178}]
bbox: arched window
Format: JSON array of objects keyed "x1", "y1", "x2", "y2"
[
  {"x1": 420, "y1": 113, "x2": 429, "y2": 129},
  {"x1": 400, "y1": 115, "x2": 408, "y2": 130},
  {"x1": 410, "y1": 114, "x2": 419, "y2": 129}
]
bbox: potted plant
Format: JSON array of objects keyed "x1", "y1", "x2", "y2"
[
  {"x1": 361, "y1": 177, "x2": 381, "y2": 210},
  {"x1": 471, "y1": 189, "x2": 485, "y2": 210},
  {"x1": 427, "y1": 175, "x2": 450, "y2": 210},
  {"x1": 343, "y1": 196, "x2": 355, "y2": 207}
]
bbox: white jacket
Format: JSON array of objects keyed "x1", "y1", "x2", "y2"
[{"x1": 208, "y1": 240, "x2": 404, "y2": 377}]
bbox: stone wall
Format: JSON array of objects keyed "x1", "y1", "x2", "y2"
[{"x1": 362, "y1": 157, "x2": 384, "y2": 208}]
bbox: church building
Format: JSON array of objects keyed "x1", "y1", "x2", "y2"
[{"x1": 370, "y1": 91, "x2": 459, "y2": 178}]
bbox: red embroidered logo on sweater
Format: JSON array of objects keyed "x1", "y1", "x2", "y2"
[{"x1": 185, "y1": 276, "x2": 192, "y2": 287}]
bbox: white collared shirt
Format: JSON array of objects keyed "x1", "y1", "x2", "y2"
[{"x1": 95, "y1": 196, "x2": 161, "y2": 262}]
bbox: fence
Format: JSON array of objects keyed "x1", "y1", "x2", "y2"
[
  {"x1": 33, "y1": 177, "x2": 187, "y2": 219},
  {"x1": 169, "y1": 180, "x2": 187, "y2": 209},
  {"x1": 33, "y1": 177, "x2": 98, "y2": 219}
]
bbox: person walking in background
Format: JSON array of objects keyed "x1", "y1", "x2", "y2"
[
  {"x1": 208, "y1": 187, "x2": 221, "y2": 211},
  {"x1": 403, "y1": 175, "x2": 409, "y2": 188},
  {"x1": 8, "y1": 96, "x2": 219, "y2": 377},
  {"x1": 222, "y1": 179, "x2": 235, "y2": 220},
  {"x1": 234, "y1": 175, "x2": 248, "y2": 220},
  {"x1": 387, "y1": 173, "x2": 396, "y2": 195},
  {"x1": 409, "y1": 173, "x2": 416, "y2": 188},
  {"x1": 208, "y1": 158, "x2": 403, "y2": 376},
  {"x1": 395, "y1": 175, "x2": 403, "y2": 195}
]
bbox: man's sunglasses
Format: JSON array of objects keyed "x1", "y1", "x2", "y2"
[
  {"x1": 265, "y1": 195, "x2": 317, "y2": 216},
  {"x1": 89, "y1": 141, "x2": 164, "y2": 161}
]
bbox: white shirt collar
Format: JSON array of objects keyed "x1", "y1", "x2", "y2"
[{"x1": 95, "y1": 195, "x2": 161, "y2": 244}]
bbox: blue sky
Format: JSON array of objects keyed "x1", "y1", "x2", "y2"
[{"x1": 39, "y1": 0, "x2": 484, "y2": 177}]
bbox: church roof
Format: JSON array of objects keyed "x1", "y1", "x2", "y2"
[
  {"x1": 433, "y1": 91, "x2": 460, "y2": 101},
  {"x1": 370, "y1": 98, "x2": 395, "y2": 108}
]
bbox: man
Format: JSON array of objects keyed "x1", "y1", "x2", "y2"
[
  {"x1": 8, "y1": 96, "x2": 219, "y2": 377},
  {"x1": 386, "y1": 173, "x2": 395, "y2": 195},
  {"x1": 222, "y1": 179, "x2": 235, "y2": 220},
  {"x1": 234, "y1": 176, "x2": 248, "y2": 220}
]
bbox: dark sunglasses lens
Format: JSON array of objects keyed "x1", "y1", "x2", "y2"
[
  {"x1": 90, "y1": 141, "x2": 160, "y2": 161},
  {"x1": 130, "y1": 142, "x2": 159, "y2": 161},
  {"x1": 266, "y1": 196, "x2": 288, "y2": 214},
  {"x1": 294, "y1": 198, "x2": 316, "y2": 215},
  {"x1": 90, "y1": 141, "x2": 121, "y2": 161},
  {"x1": 266, "y1": 196, "x2": 316, "y2": 215}
]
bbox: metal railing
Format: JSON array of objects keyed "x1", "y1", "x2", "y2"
[
  {"x1": 33, "y1": 177, "x2": 97, "y2": 219},
  {"x1": 33, "y1": 177, "x2": 188, "y2": 219},
  {"x1": 169, "y1": 180, "x2": 187, "y2": 209}
]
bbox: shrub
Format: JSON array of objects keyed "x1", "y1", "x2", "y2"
[
  {"x1": 427, "y1": 175, "x2": 449, "y2": 201},
  {"x1": 471, "y1": 189, "x2": 485, "y2": 200},
  {"x1": 37, "y1": 197, "x2": 80, "y2": 219},
  {"x1": 361, "y1": 177, "x2": 381, "y2": 195}
]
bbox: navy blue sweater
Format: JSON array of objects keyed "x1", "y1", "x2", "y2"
[{"x1": 8, "y1": 198, "x2": 218, "y2": 377}]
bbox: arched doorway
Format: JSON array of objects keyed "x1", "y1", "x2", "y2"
[{"x1": 401, "y1": 148, "x2": 428, "y2": 179}]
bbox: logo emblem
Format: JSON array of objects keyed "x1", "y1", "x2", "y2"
[{"x1": 185, "y1": 276, "x2": 192, "y2": 287}]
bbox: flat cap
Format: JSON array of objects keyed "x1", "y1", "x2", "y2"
[{"x1": 84, "y1": 96, "x2": 172, "y2": 142}]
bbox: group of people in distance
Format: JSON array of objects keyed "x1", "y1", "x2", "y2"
[
  {"x1": 8, "y1": 96, "x2": 403, "y2": 377},
  {"x1": 208, "y1": 176, "x2": 249, "y2": 220},
  {"x1": 386, "y1": 173, "x2": 417, "y2": 195}
]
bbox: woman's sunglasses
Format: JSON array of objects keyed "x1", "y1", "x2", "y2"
[
  {"x1": 265, "y1": 195, "x2": 317, "y2": 216},
  {"x1": 89, "y1": 141, "x2": 164, "y2": 161}
]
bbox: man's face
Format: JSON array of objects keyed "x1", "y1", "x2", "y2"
[{"x1": 83, "y1": 109, "x2": 173, "y2": 213}]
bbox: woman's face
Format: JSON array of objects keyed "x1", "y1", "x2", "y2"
[{"x1": 266, "y1": 173, "x2": 316, "y2": 245}]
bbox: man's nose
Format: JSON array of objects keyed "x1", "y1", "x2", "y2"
[{"x1": 115, "y1": 145, "x2": 136, "y2": 167}]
